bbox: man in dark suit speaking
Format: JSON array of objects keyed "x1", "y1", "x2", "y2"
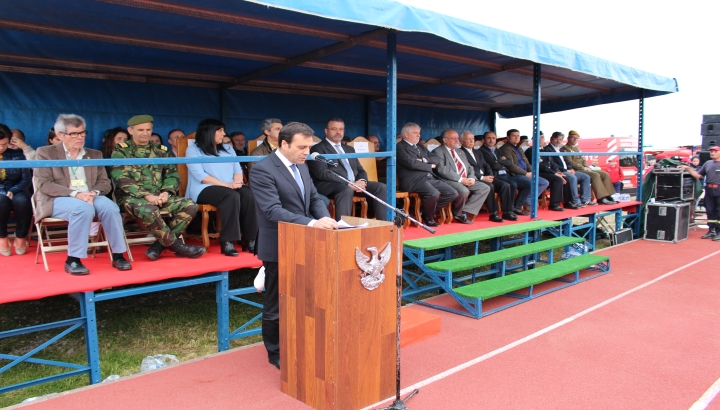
[
  {"x1": 250, "y1": 122, "x2": 338, "y2": 370},
  {"x1": 308, "y1": 118, "x2": 387, "y2": 221}
]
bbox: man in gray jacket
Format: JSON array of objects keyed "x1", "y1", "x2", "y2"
[{"x1": 429, "y1": 130, "x2": 490, "y2": 224}]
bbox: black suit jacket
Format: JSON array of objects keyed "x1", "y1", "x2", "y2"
[
  {"x1": 249, "y1": 152, "x2": 330, "y2": 262},
  {"x1": 524, "y1": 146, "x2": 557, "y2": 173},
  {"x1": 460, "y1": 147, "x2": 492, "y2": 178},
  {"x1": 308, "y1": 139, "x2": 368, "y2": 183},
  {"x1": 478, "y1": 145, "x2": 513, "y2": 177},
  {"x1": 396, "y1": 140, "x2": 438, "y2": 192},
  {"x1": 541, "y1": 145, "x2": 570, "y2": 172}
]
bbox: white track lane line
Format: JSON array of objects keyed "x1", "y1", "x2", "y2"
[
  {"x1": 365, "y1": 249, "x2": 720, "y2": 410},
  {"x1": 689, "y1": 376, "x2": 720, "y2": 410}
]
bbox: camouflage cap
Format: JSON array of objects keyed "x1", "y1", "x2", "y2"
[
  {"x1": 127, "y1": 114, "x2": 154, "y2": 126},
  {"x1": 568, "y1": 130, "x2": 580, "y2": 137}
]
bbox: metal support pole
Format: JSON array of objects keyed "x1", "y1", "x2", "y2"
[
  {"x1": 216, "y1": 272, "x2": 230, "y2": 351},
  {"x1": 80, "y1": 292, "x2": 101, "y2": 384},
  {"x1": 530, "y1": 63, "x2": 542, "y2": 218},
  {"x1": 385, "y1": 31, "x2": 398, "y2": 221},
  {"x1": 635, "y1": 90, "x2": 645, "y2": 237}
]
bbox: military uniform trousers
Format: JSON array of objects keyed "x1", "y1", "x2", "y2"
[
  {"x1": 705, "y1": 185, "x2": 720, "y2": 228},
  {"x1": 577, "y1": 169, "x2": 615, "y2": 199},
  {"x1": 51, "y1": 196, "x2": 127, "y2": 258},
  {"x1": 122, "y1": 195, "x2": 197, "y2": 247},
  {"x1": 444, "y1": 179, "x2": 491, "y2": 216}
]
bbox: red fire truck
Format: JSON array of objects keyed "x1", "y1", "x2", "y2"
[{"x1": 576, "y1": 136, "x2": 640, "y2": 189}]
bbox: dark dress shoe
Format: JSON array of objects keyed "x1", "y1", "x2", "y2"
[
  {"x1": 454, "y1": 213, "x2": 472, "y2": 224},
  {"x1": 513, "y1": 208, "x2": 529, "y2": 216},
  {"x1": 220, "y1": 241, "x2": 239, "y2": 257},
  {"x1": 269, "y1": 357, "x2": 280, "y2": 370},
  {"x1": 599, "y1": 197, "x2": 616, "y2": 205},
  {"x1": 502, "y1": 212, "x2": 518, "y2": 221},
  {"x1": 145, "y1": 240, "x2": 164, "y2": 261},
  {"x1": 111, "y1": 258, "x2": 132, "y2": 271},
  {"x1": 489, "y1": 212, "x2": 503, "y2": 223},
  {"x1": 241, "y1": 240, "x2": 256, "y2": 254},
  {"x1": 584, "y1": 201, "x2": 597, "y2": 206},
  {"x1": 168, "y1": 240, "x2": 206, "y2": 259},
  {"x1": 424, "y1": 219, "x2": 439, "y2": 227},
  {"x1": 64, "y1": 261, "x2": 90, "y2": 275},
  {"x1": 565, "y1": 202, "x2": 580, "y2": 209},
  {"x1": 549, "y1": 203, "x2": 565, "y2": 212}
]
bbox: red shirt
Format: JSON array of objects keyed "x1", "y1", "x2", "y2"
[{"x1": 605, "y1": 164, "x2": 624, "y2": 183}]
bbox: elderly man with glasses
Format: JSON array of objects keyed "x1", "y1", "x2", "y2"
[{"x1": 34, "y1": 114, "x2": 131, "y2": 275}]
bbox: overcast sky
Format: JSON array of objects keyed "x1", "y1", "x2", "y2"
[{"x1": 399, "y1": 0, "x2": 718, "y2": 147}]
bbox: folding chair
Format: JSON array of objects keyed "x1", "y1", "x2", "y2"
[{"x1": 31, "y1": 179, "x2": 112, "y2": 272}]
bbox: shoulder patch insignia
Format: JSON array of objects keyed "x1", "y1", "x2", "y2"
[{"x1": 119, "y1": 142, "x2": 128, "y2": 148}]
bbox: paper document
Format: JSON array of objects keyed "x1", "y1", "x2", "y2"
[
  {"x1": 337, "y1": 220, "x2": 369, "y2": 229},
  {"x1": 353, "y1": 142, "x2": 369, "y2": 153}
]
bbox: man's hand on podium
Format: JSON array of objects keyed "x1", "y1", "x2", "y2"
[{"x1": 315, "y1": 217, "x2": 339, "y2": 230}]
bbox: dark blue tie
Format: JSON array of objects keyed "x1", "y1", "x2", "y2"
[{"x1": 290, "y1": 164, "x2": 305, "y2": 202}]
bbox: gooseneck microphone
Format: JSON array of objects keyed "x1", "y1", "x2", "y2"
[{"x1": 308, "y1": 152, "x2": 338, "y2": 167}]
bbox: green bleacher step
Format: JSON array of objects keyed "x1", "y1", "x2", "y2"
[
  {"x1": 425, "y1": 236, "x2": 583, "y2": 273},
  {"x1": 403, "y1": 220, "x2": 562, "y2": 251},
  {"x1": 455, "y1": 254, "x2": 609, "y2": 301}
]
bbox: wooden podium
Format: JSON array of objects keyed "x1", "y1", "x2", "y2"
[{"x1": 278, "y1": 217, "x2": 399, "y2": 410}]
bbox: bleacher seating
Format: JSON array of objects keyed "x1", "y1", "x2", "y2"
[{"x1": 402, "y1": 220, "x2": 610, "y2": 318}]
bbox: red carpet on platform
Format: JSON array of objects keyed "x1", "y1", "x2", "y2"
[
  {"x1": 13, "y1": 227, "x2": 720, "y2": 410},
  {"x1": 0, "y1": 242, "x2": 261, "y2": 304}
]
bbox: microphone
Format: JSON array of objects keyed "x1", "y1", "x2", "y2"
[{"x1": 309, "y1": 152, "x2": 337, "y2": 167}]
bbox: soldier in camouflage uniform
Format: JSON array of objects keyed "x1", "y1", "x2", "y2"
[{"x1": 111, "y1": 115, "x2": 205, "y2": 260}]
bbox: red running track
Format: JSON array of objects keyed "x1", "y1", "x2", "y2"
[{"x1": 12, "y1": 229, "x2": 720, "y2": 410}]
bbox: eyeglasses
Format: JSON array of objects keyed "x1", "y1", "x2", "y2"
[
  {"x1": 327, "y1": 128, "x2": 345, "y2": 132},
  {"x1": 61, "y1": 131, "x2": 88, "y2": 138}
]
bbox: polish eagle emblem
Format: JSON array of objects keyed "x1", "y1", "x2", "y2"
[{"x1": 355, "y1": 243, "x2": 392, "y2": 291}]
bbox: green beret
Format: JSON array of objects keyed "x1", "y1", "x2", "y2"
[{"x1": 127, "y1": 114, "x2": 154, "y2": 126}]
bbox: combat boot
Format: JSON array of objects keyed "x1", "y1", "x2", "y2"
[
  {"x1": 168, "y1": 240, "x2": 206, "y2": 259},
  {"x1": 714, "y1": 232, "x2": 720, "y2": 241},
  {"x1": 145, "y1": 240, "x2": 164, "y2": 261},
  {"x1": 701, "y1": 227, "x2": 716, "y2": 239}
]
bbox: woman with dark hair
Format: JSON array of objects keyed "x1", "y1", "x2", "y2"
[
  {"x1": 185, "y1": 119, "x2": 257, "y2": 255},
  {"x1": 47, "y1": 128, "x2": 61, "y2": 145},
  {"x1": 101, "y1": 127, "x2": 129, "y2": 159},
  {"x1": 0, "y1": 123, "x2": 32, "y2": 256}
]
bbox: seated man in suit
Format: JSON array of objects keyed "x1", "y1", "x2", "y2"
[
  {"x1": 396, "y1": 122, "x2": 460, "y2": 227},
  {"x1": 460, "y1": 131, "x2": 516, "y2": 221},
  {"x1": 561, "y1": 130, "x2": 617, "y2": 205},
  {"x1": 250, "y1": 122, "x2": 337, "y2": 370},
  {"x1": 429, "y1": 130, "x2": 490, "y2": 224},
  {"x1": 479, "y1": 131, "x2": 529, "y2": 216},
  {"x1": 544, "y1": 132, "x2": 592, "y2": 207},
  {"x1": 498, "y1": 129, "x2": 555, "y2": 211},
  {"x1": 308, "y1": 118, "x2": 387, "y2": 221},
  {"x1": 34, "y1": 114, "x2": 131, "y2": 275},
  {"x1": 524, "y1": 134, "x2": 577, "y2": 210}
]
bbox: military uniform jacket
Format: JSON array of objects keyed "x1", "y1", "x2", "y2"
[
  {"x1": 111, "y1": 140, "x2": 179, "y2": 206},
  {"x1": 559, "y1": 144, "x2": 588, "y2": 171}
]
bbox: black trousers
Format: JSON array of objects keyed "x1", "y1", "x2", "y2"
[
  {"x1": 538, "y1": 172, "x2": 565, "y2": 205},
  {"x1": 261, "y1": 261, "x2": 280, "y2": 362},
  {"x1": 414, "y1": 178, "x2": 460, "y2": 220},
  {"x1": 0, "y1": 192, "x2": 32, "y2": 238},
  {"x1": 196, "y1": 185, "x2": 258, "y2": 243},
  {"x1": 316, "y1": 180, "x2": 387, "y2": 221},
  {"x1": 482, "y1": 177, "x2": 514, "y2": 214}
]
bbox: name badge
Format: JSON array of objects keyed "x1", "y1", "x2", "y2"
[
  {"x1": 499, "y1": 170, "x2": 506, "y2": 175},
  {"x1": 71, "y1": 179, "x2": 85, "y2": 187}
]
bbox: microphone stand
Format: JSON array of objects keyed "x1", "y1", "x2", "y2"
[
  {"x1": 328, "y1": 170, "x2": 435, "y2": 234},
  {"x1": 328, "y1": 169, "x2": 425, "y2": 409}
]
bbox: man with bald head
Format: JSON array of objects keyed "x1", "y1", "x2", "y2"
[{"x1": 429, "y1": 130, "x2": 490, "y2": 223}]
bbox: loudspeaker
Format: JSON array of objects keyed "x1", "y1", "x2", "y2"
[
  {"x1": 644, "y1": 202, "x2": 690, "y2": 243},
  {"x1": 701, "y1": 123, "x2": 720, "y2": 136},
  {"x1": 702, "y1": 136, "x2": 717, "y2": 151},
  {"x1": 703, "y1": 114, "x2": 720, "y2": 123},
  {"x1": 699, "y1": 151, "x2": 711, "y2": 166}
]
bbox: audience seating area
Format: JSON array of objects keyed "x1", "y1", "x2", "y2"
[{"x1": 402, "y1": 220, "x2": 611, "y2": 318}]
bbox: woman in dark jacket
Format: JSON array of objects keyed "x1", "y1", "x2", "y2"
[{"x1": 0, "y1": 123, "x2": 32, "y2": 256}]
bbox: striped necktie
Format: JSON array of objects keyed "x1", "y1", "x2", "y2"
[{"x1": 450, "y1": 149, "x2": 467, "y2": 178}]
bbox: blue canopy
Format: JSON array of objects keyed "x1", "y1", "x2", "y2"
[{"x1": 0, "y1": 0, "x2": 677, "y2": 148}]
